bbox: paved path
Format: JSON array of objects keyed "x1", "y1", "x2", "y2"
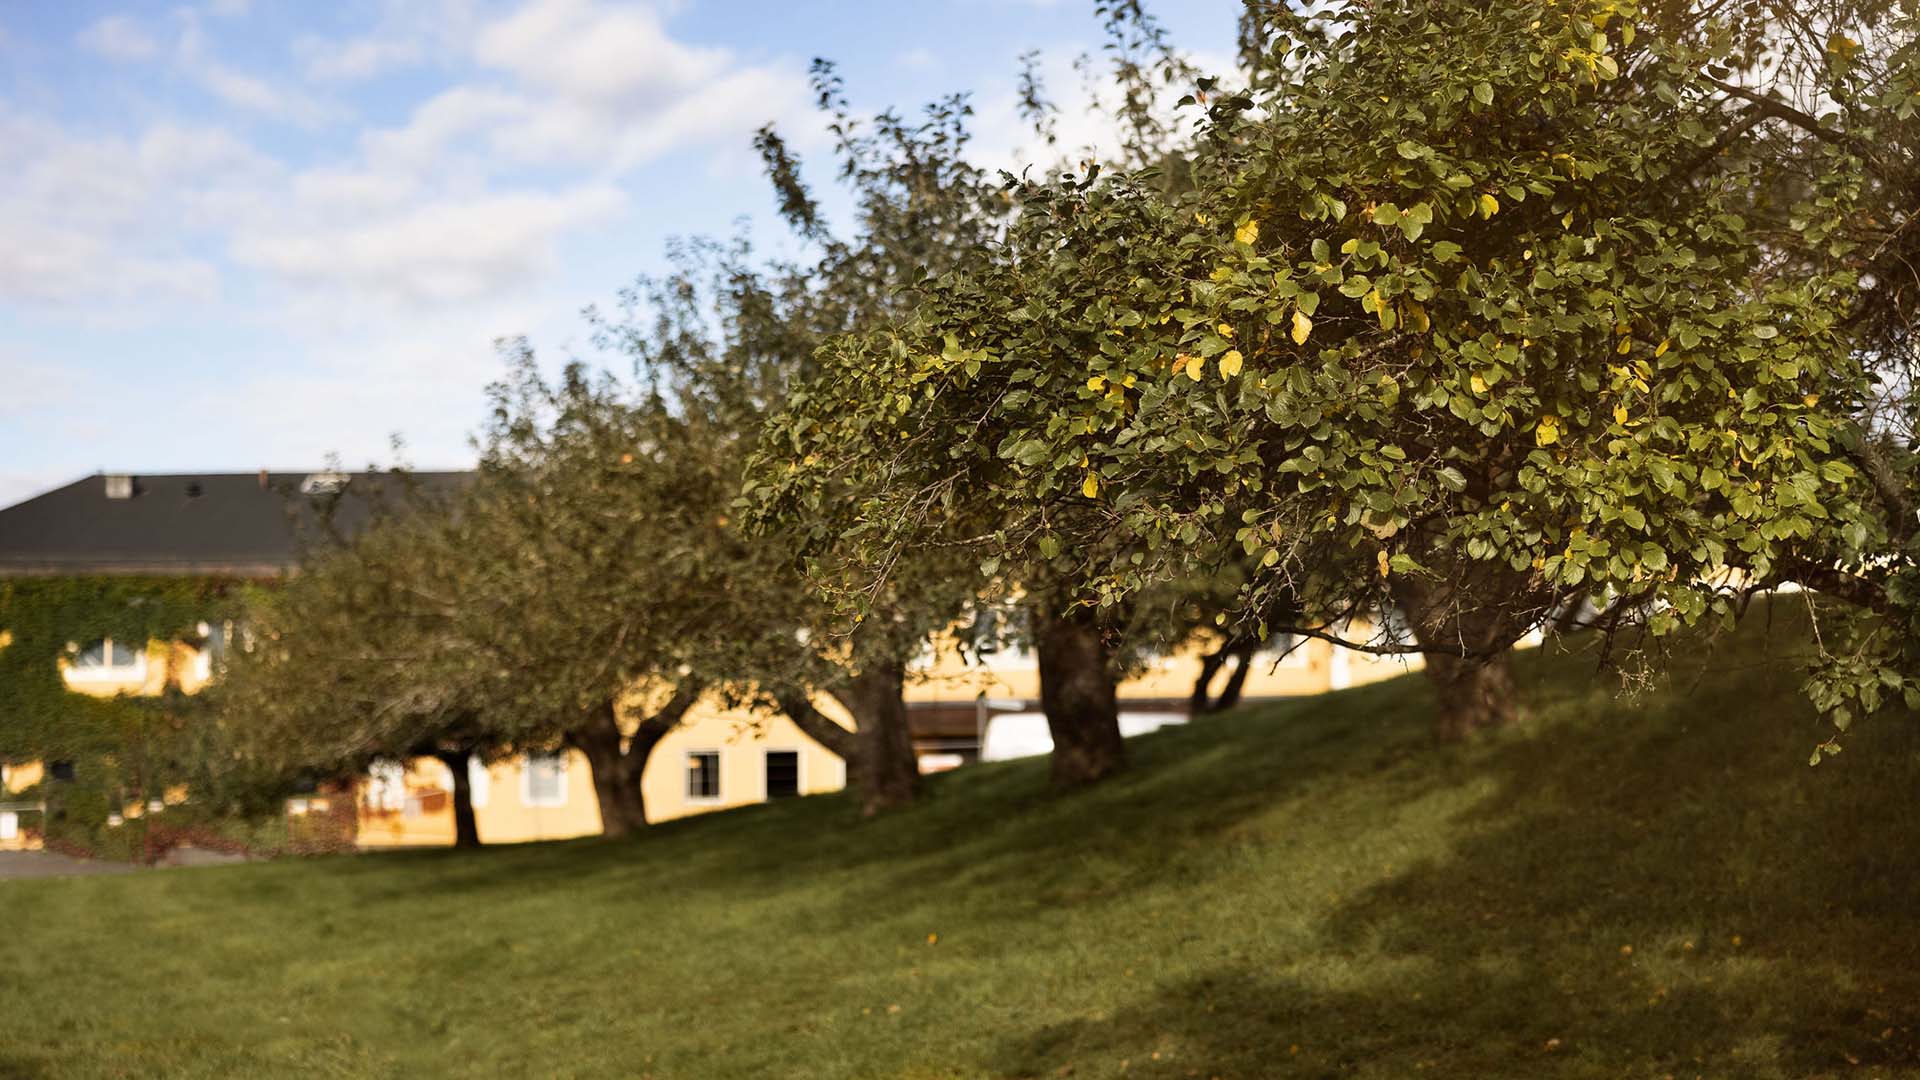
[
  {"x1": 0, "y1": 851, "x2": 137, "y2": 880},
  {"x1": 0, "y1": 846, "x2": 253, "y2": 880}
]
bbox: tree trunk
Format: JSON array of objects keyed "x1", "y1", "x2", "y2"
[
  {"x1": 567, "y1": 684, "x2": 700, "y2": 838},
  {"x1": 1209, "y1": 641, "x2": 1257, "y2": 713},
  {"x1": 434, "y1": 749, "x2": 481, "y2": 849},
  {"x1": 571, "y1": 700, "x2": 648, "y2": 838},
  {"x1": 1033, "y1": 602, "x2": 1126, "y2": 787},
  {"x1": 1421, "y1": 652, "x2": 1519, "y2": 740},
  {"x1": 1390, "y1": 562, "x2": 1535, "y2": 742},
  {"x1": 834, "y1": 657, "x2": 918, "y2": 817},
  {"x1": 1189, "y1": 646, "x2": 1230, "y2": 715}
]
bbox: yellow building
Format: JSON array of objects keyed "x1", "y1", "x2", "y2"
[
  {"x1": 0, "y1": 470, "x2": 1476, "y2": 852},
  {"x1": 351, "y1": 702, "x2": 851, "y2": 846}
]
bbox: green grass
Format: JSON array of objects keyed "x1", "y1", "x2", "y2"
[{"x1": 4, "y1": 611, "x2": 1919, "y2": 1079}]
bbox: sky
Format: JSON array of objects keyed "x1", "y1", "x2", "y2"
[{"x1": 0, "y1": 0, "x2": 1238, "y2": 508}]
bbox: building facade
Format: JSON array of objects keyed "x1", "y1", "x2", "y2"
[{"x1": 1, "y1": 470, "x2": 1427, "y2": 851}]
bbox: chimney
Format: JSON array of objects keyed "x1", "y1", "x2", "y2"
[
  {"x1": 104, "y1": 474, "x2": 134, "y2": 499},
  {"x1": 258, "y1": 469, "x2": 270, "y2": 490}
]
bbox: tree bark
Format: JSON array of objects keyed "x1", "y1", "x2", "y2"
[
  {"x1": 433, "y1": 749, "x2": 481, "y2": 849},
  {"x1": 1419, "y1": 652, "x2": 1519, "y2": 740},
  {"x1": 1189, "y1": 646, "x2": 1229, "y2": 715},
  {"x1": 1389, "y1": 561, "x2": 1536, "y2": 742},
  {"x1": 832, "y1": 657, "x2": 919, "y2": 817},
  {"x1": 1033, "y1": 601, "x2": 1126, "y2": 786},
  {"x1": 780, "y1": 660, "x2": 919, "y2": 816},
  {"x1": 777, "y1": 692, "x2": 860, "y2": 761},
  {"x1": 1210, "y1": 642, "x2": 1256, "y2": 713},
  {"x1": 568, "y1": 684, "x2": 700, "y2": 838}
]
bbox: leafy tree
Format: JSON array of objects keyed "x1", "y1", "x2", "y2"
[
  {"x1": 446, "y1": 351, "x2": 761, "y2": 836},
  {"x1": 752, "y1": 0, "x2": 1908, "y2": 743},
  {"x1": 604, "y1": 62, "x2": 1010, "y2": 809},
  {"x1": 217, "y1": 484, "x2": 498, "y2": 847},
  {"x1": 743, "y1": 36, "x2": 1220, "y2": 786}
]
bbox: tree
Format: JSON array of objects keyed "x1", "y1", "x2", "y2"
[
  {"x1": 603, "y1": 62, "x2": 1010, "y2": 809},
  {"x1": 454, "y1": 351, "x2": 758, "y2": 836},
  {"x1": 219, "y1": 481, "x2": 499, "y2": 848},
  {"x1": 751, "y1": 0, "x2": 1899, "y2": 743}
]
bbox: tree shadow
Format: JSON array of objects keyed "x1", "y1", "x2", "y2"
[{"x1": 975, "y1": 621, "x2": 1920, "y2": 1077}]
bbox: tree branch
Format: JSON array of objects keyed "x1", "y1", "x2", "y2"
[{"x1": 775, "y1": 690, "x2": 861, "y2": 761}]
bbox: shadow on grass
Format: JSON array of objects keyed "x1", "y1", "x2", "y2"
[{"x1": 977, "y1": 619, "x2": 1920, "y2": 1078}]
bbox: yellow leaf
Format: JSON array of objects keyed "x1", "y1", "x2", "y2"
[
  {"x1": 1406, "y1": 303, "x2": 1430, "y2": 333},
  {"x1": 1218, "y1": 323, "x2": 1235, "y2": 339},
  {"x1": 1220, "y1": 349, "x2": 1244, "y2": 378},
  {"x1": 1470, "y1": 373, "x2": 1489, "y2": 395},
  {"x1": 1613, "y1": 405, "x2": 1629, "y2": 424},
  {"x1": 1185, "y1": 355, "x2": 1204, "y2": 382},
  {"x1": 1535, "y1": 415, "x2": 1561, "y2": 446},
  {"x1": 1086, "y1": 375, "x2": 1105, "y2": 391},
  {"x1": 1803, "y1": 393, "x2": 1820, "y2": 407},
  {"x1": 1235, "y1": 219, "x2": 1260, "y2": 245},
  {"x1": 1655, "y1": 338, "x2": 1670, "y2": 357},
  {"x1": 1616, "y1": 337, "x2": 1632, "y2": 354},
  {"x1": 1478, "y1": 193, "x2": 1500, "y2": 219},
  {"x1": 1291, "y1": 309, "x2": 1313, "y2": 346},
  {"x1": 1082, "y1": 473, "x2": 1100, "y2": 499},
  {"x1": 1377, "y1": 549, "x2": 1391, "y2": 578}
]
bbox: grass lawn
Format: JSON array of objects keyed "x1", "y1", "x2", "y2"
[{"x1": 4, "y1": 611, "x2": 1918, "y2": 1079}]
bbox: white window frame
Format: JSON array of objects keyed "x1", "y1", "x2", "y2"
[
  {"x1": 685, "y1": 749, "x2": 723, "y2": 804},
  {"x1": 762, "y1": 747, "x2": 803, "y2": 802},
  {"x1": 65, "y1": 637, "x2": 148, "y2": 684},
  {"x1": 467, "y1": 757, "x2": 491, "y2": 809},
  {"x1": 366, "y1": 762, "x2": 406, "y2": 812},
  {"x1": 521, "y1": 753, "x2": 568, "y2": 809}
]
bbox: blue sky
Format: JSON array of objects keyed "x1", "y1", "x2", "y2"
[{"x1": 0, "y1": 0, "x2": 1237, "y2": 507}]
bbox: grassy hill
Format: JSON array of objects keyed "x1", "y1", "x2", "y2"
[{"x1": 3, "y1": 612, "x2": 1918, "y2": 1079}]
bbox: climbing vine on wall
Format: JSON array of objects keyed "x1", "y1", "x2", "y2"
[{"x1": 0, "y1": 576, "x2": 250, "y2": 838}]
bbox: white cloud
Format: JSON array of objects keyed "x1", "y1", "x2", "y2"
[
  {"x1": 231, "y1": 186, "x2": 626, "y2": 307},
  {"x1": 6, "y1": 0, "x2": 809, "y2": 333},
  {"x1": 300, "y1": 35, "x2": 424, "y2": 81},
  {"x1": 78, "y1": 15, "x2": 160, "y2": 61},
  {"x1": 896, "y1": 47, "x2": 939, "y2": 70},
  {"x1": 0, "y1": 110, "x2": 253, "y2": 307},
  {"x1": 443, "y1": 0, "x2": 809, "y2": 169},
  {"x1": 0, "y1": 354, "x2": 82, "y2": 418},
  {"x1": 173, "y1": 10, "x2": 334, "y2": 125}
]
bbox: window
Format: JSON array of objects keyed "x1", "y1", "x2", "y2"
[
  {"x1": 686, "y1": 751, "x2": 721, "y2": 801},
  {"x1": 764, "y1": 750, "x2": 800, "y2": 800},
  {"x1": 467, "y1": 757, "x2": 491, "y2": 809},
  {"x1": 366, "y1": 762, "x2": 405, "y2": 812},
  {"x1": 966, "y1": 607, "x2": 1034, "y2": 670},
  {"x1": 69, "y1": 638, "x2": 145, "y2": 678},
  {"x1": 522, "y1": 753, "x2": 567, "y2": 808}
]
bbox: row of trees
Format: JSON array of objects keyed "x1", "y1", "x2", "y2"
[
  {"x1": 748, "y1": 0, "x2": 1919, "y2": 750},
  {"x1": 220, "y1": 0, "x2": 1917, "y2": 845}
]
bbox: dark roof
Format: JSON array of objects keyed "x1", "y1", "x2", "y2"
[{"x1": 0, "y1": 471, "x2": 471, "y2": 578}]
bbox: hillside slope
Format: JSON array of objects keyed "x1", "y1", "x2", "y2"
[{"x1": 3, "y1": 611, "x2": 1918, "y2": 1079}]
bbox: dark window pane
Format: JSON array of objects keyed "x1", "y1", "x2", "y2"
[
  {"x1": 687, "y1": 752, "x2": 720, "y2": 800},
  {"x1": 765, "y1": 751, "x2": 799, "y2": 799}
]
